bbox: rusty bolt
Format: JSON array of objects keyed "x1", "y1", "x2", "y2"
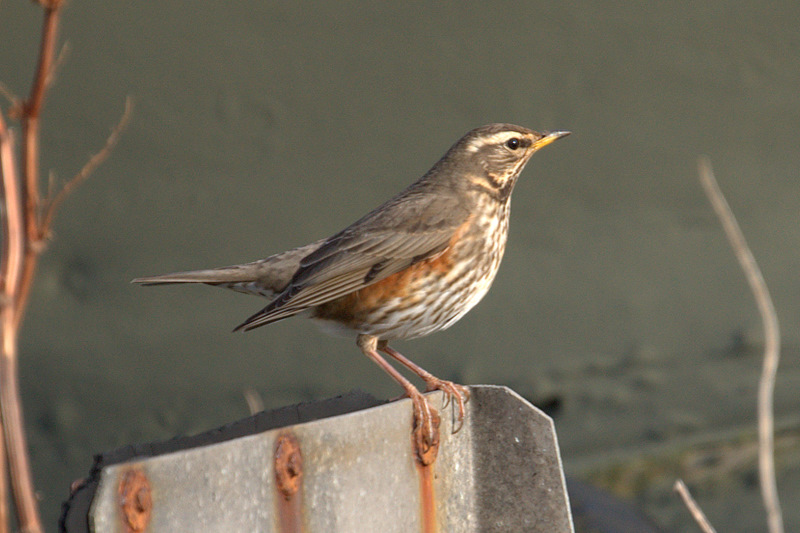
[
  {"x1": 274, "y1": 432, "x2": 303, "y2": 500},
  {"x1": 118, "y1": 467, "x2": 152, "y2": 532}
]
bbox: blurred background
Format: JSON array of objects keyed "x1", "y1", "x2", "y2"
[{"x1": 1, "y1": 2, "x2": 798, "y2": 530}]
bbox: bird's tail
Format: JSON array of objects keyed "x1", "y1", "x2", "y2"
[
  {"x1": 132, "y1": 265, "x2": 278, "y2": 297},
  {"x1": 132, "y1": 239, "x2": 327, "y2": 298},
  {"x1": 132, "y1": 268, "x2": 244, "y2": 285}
]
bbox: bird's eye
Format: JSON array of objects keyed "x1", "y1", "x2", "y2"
[{"x1": 505, "y1": 137, "x2": 520, "y2": 150}]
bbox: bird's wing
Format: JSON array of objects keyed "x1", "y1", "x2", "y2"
[{"x1": 235, "y1": 189, "x2": 471, "y2": 330}]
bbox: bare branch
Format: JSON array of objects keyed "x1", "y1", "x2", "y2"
[
  {"x1": 697, "y1": 156, "x2": 783, "y2": 533},
  {"x1": 0, "y1": 4, "x2": 68, "y2": 531},
  {"x1": 0, "y1": 82, "x2": 18, "y2": 108},
  {"x1": 40, "y1": 96, "x2": 134, "y2": 236},
  {"x1": 23, "y1": 5, "x2": 60, "y2": 119},
  {"x1": 3, "y1": 1, "x2": 129, "y2": 531},
  {"x1": 21, "y1": 0, "x2": 62, "y2": 250},
  {"x1": 0, "y1": 106, "x2": 40, "y2": 533},
  {"x1": 674, "y1": 480, "x2": 717, "y2": 533},
  {"x1": 0, "y1": 112, "x2": 24, "y2": 342},
  {"x1": 0, "y1": 113, "x2": 17, "y2": 533},
  {"x1": 243, "y1": 388, "x2": 265, "y2": 416},
  {"x1": 0, "y1": 418, "x2": 7, "y2": 533},
  {"x1": 47, "y1": 41, "x2": 71, "y2": 90},
  {"x1": 0, "y1": 114, "x2": 18, "y2": 295}
]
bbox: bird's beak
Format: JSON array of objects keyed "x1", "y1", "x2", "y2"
[{"x1": 531, "y1": 130, "x2": 571, "y2": 151}]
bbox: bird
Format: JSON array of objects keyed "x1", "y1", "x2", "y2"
[{"x1": 133, "y1": 123, "x2": 569, "y2": 461}]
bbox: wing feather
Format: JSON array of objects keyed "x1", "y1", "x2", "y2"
[{"x1": 235, "y1": 188, "x2": 471, "y2": 331}]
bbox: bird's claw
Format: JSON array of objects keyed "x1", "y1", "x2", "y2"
[
  {"x1": 405, "y1": 389, "x2": 441, "y2": 465},
  {"x1": 423, "y1": 378, "x2": 470, "y2": 433}
]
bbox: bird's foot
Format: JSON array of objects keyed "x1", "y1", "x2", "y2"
[
  {"x1": 357, "y1": 336, "x2": 447, "y2": 465},
  {"x1": 406, "y1": 388, "x2": 441, "y2": 466},
  {"x1": 422, "y1": 378, "x2": 470, "y2": 433},
  {"x1": 377, "y1": 343, "x2": 470, "y2": 433}
]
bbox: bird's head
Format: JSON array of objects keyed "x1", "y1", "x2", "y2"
[{"x1": 440, "y1": 123, "x2": 570, "y2": 200}]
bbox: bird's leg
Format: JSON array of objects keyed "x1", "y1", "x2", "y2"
[
  {"x1": 378, "y1": 341, "x2": 470, "y2": 433},
  {"x1": 357, "y1": 335, "x2": 440, "y2": 463}
]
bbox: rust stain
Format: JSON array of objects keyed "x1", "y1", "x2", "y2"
[
  {"x1": 275, "y1": 432, "x2": 303, "y2": 500},
  {"x1": 274, "y1": 432, "x2": 303, "y2": 533},
  {"x1": 416, "y1": 448, "x2": 438, "y2": 533},
  {"x1": 413, "y1": 405, "x2": 440, "y2": 533},
  {"x1": 118, "y1": 467, "x2": 152, "y2": 533}
]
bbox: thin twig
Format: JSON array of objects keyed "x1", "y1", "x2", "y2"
[
  {"x1": 14, "y1": 2, "x2": 63, "y2": 346},
  {"x1": 674, "y1": 480, "x2": 717, "y2": 533},
  {"x1": 0, "y1": 107, "x2": 17, "y2": 533},
  {"x1": 697, "y1": 156, "x2": 783, "y2": 533},
  {"x1": 3, "y1": 1, "x2": 127, "y2": 531},
  {"x1": 0, "y1": 4, "x2": 67, "y2": 532},
  {"x1": 0, "y1": 82, "x2": 17, "y2": 108},
  {"x1": 243, "y1": 388, "x2": 265, "y2": 416},
  {"x1": 0, "y1": 410, "x2": 7, "y2": 532},
  {"x1": 22, "y1": 2, "x2": 61, "y2": 239},
  {"x1": 39, "y1": 96, "x2": 134, "y2": 237},
  {"x1": 0, "y1": 106, "x2": 37, "y2": 533},
  {"x1": 0, "y1": 114, "x2": 18, "y2": 293},
  {"x1": 47, "y1": 41, "x2": 71, "y2": 90},
  {"x1": 23, "y1": 3, "x2": 60, "y2": 119}
]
